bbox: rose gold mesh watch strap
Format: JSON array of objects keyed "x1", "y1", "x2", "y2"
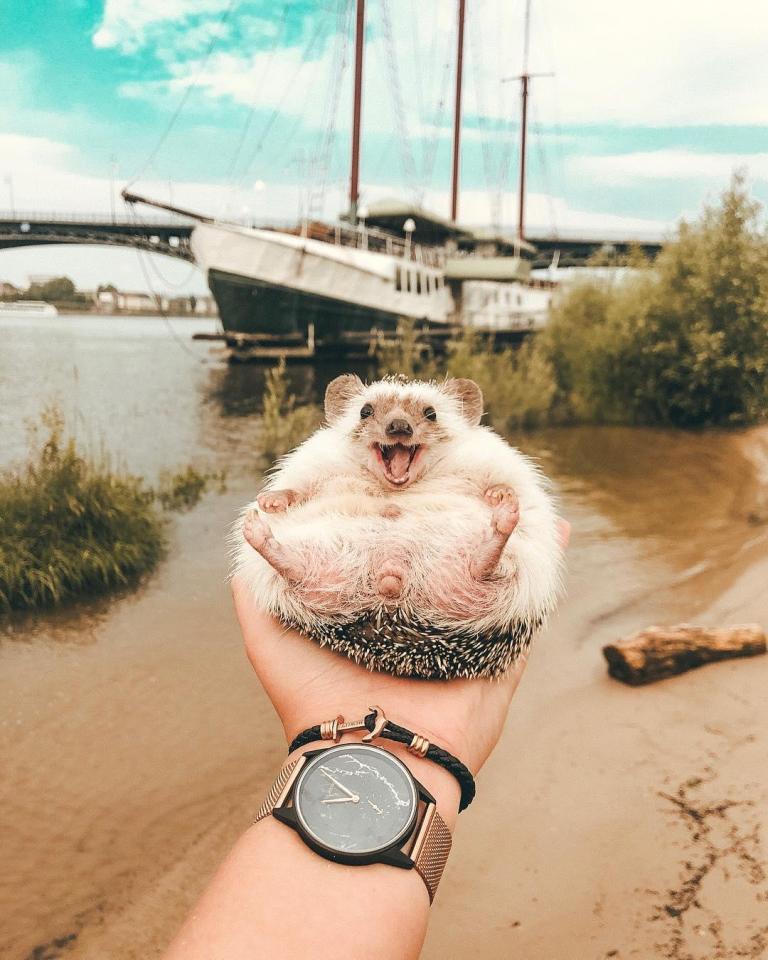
[
  {"x1": 410, "y1": 805, "x2": 453, "y2": 902},
  {"x1": 254, "y1": 757, "x2": 301, "y2": 822},
  {"x1": 254, "y1": 755, "x2": 452, "y2": 902}
]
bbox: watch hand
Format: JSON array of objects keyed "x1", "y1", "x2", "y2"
[
  {"x1": 319, "y1": 767, "x2": 358, "y2": 800},
  {"x1": 367, "y1": 800, "x2": 383, "y2": 814},
  {"x1": 321, "y1": 796, "x2": 360, "y2": 804}
]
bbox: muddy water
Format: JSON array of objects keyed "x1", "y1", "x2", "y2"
[{"x1": 2, "y1": 316, "x2": 768, "y2": 959}]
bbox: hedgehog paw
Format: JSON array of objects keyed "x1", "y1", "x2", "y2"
[
  {"x1": 243, "y1": 511, "x2": 305, "y2": 582},
  {"x1": 244, "y1": 510, "x2": 271, "y2": 549},
  {"x1": 470, "y1": 504, "x2": 519, "y2": 580},
  {"x1": 491, "y1": 501, "x2": 520, "y2": 536},
  {"x1": 257, "y1": 488, "x2": 299, "y2": 513},
  {"x1": 483, "y1": 483, "x2": 519, "y2": 509}
]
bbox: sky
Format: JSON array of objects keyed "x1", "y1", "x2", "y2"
[{"x1": 1, "y1": 0, "x2": 767, "y2": 293}]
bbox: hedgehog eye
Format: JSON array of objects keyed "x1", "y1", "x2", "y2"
[
  {"x1": 424, "y1": 406, "x2": 437, "y2": 421},
  {"x1": 360, "y1": 403, "x2": 374, "y2": 419}
]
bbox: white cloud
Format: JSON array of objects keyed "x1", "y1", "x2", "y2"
[
  {"x1": 92, "y1": 0, "x2": 231, "y2": 53},
  {"x1": 508, "y1": 0, "x2": 768, "y2": 126},
  {"x1": 109, "y1": 0, "x2": 768, "y2": 130},
  {"x1": 570, "y1": 150, "x2": 768, "y2": 185}
]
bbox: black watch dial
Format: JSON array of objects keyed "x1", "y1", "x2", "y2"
[{"x1": 293, "y1": 743, "x2": 418, "y2": 856}]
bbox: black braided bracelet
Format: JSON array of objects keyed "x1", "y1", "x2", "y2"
[{"x1": 288, "y1": 707, "x2": 476, "y2": 812}]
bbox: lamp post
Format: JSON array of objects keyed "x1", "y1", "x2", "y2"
[
  {"x1": 403, "y1": 217, "x2": 415, "y2": 259},
  {"x1": 109, "y1": 156, "x2": 118, "y2": 223},
  {"x1": 4, "y1": 174, "x2": 15, "y2": 216},
  {"x1": 358, "y1": 204, "x2": 369, "y2": 250}
]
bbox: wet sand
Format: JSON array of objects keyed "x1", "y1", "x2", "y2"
[{"x1": 2, "y1": 320, "x2": 768, "y2": 959}]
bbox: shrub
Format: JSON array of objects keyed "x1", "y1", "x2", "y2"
[
  {"x1": 0, "y1": 411, "x2": 164, "y2": 610},
  {"x1": 157, "y1": 465, "x2": 227, "y2": 511},
  {"x1": 440, "y1": 331, "x2": 557, "y2": 431},
  {"x1": 0, "y1": 411, "x2": 225, "y2": 611},
  {"x1": 543, "y1": 174, "x2": 768, "y2": 427}
]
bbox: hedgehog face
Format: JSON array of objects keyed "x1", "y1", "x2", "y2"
[{"x1": 324, "y1": 374, "x2": 484, "y2": 491}]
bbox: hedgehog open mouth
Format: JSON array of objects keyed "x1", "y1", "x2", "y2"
[{"x1": 374, "y1": 442, "x2": 422, "y2": 485}]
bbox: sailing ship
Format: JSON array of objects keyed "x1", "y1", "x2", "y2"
[{"x1": 124, "y1": 0, "x2": 555, "y2": 358}]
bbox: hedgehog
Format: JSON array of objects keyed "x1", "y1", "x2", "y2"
[{"x1": 232, "y1": 373, "x2": 563, "y2": 680}]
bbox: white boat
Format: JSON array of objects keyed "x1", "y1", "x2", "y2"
[
  {"x1": 123, "y1": 0, "x2": 557, "y2": 355},
  {"x1": 0, "y1": 300, "x2": 59, "y2": 318},
  {"x1": 190, "y1": 218, "x2": 452, "y2": 339}
]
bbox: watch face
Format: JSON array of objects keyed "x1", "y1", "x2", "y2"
[{"x1": 293, "y1": 743, "x2": 418, "y2": 856}]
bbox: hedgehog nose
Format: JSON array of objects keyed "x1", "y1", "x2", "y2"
[{"x1": 386, "y1": 418, "x2": 413, "y2": 438}]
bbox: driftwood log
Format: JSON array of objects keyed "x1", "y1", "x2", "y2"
[{"x1": 602, "y1": 623, "x2": 767, "y2": 686}]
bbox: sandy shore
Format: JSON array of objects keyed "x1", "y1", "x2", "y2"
[{"x1": 2, "y1": 426, "x2": 768, "y2": 960}]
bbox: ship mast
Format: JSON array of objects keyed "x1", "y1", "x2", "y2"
[
  {"x1": 509, "y1": 0, "x2": 552, "y2": 242},
  {"x1": 349, "y1": 0, "x2": 365, "y2": 224},
  {"x1": 450, "y1": 0, "x2": 466, "y2": 223}
]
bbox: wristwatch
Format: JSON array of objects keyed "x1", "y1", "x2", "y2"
[{"x1": 255, "y1": 741, "x2": 452, "y2": 902}]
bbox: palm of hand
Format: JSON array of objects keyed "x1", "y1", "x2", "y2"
[
  {"x1": 232, "y1": 515, "x2": 567, "y2": 774},
  {"x1": 232, "y1": 578, "x2": 526, "y2": 773}
]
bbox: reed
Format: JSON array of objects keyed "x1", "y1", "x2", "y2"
[
  {"x1": 259, "y1": 359, "x2": 323, "y2": 462},
  {"x1": 0, "y1": 410, "x2": 223, "y2": 612}
]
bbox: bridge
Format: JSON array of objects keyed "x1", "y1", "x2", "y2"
[
  {"x1": 0, "y1": 211, "x2": 195, "y2": 261},
  {"x1": 0, "y1": 211, "x2": 664, "y2": 268}
]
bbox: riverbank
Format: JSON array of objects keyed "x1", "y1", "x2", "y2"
[{"x1": 2, "y1": 412, "x2": 767, "y2": 958}]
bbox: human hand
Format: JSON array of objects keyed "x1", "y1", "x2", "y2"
[{"x1": 232, "y1": 520, "x2": 569, "y2": 816}]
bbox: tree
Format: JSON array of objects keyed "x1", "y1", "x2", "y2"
[
  {"x1": 543, "y1": 174, "x2": 768, "y2": 427},
  {"x1": 27, "y1": 276, "x2": 78, "y2": 302}
]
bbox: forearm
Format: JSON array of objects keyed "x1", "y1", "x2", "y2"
[{"x1": 162, "y1": 741, "x2": 460, "y2": 960}]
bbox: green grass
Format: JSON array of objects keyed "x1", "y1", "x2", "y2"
[{"x1": 0, "y1": 411, "x2": 224, "y2": 612}]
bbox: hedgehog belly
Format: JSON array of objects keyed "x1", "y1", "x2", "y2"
[{"x1": 279, "y1": 606, "x2": 542, "y2": 680}]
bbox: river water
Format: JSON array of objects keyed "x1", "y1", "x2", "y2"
[{"x1": 2, "y1": 315, "x2": 768, "y2": 959}]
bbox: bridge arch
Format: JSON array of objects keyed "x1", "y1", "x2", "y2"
[{"x1": 0, "y1": 212, "x2": 194, "y2": 262}]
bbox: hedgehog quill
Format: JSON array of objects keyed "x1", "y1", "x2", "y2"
[{"x1": 233, "y1": 374, "x2": 564, "y2": 680}]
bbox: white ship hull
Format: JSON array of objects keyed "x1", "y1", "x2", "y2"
[
  {"x1": 0, "y1": 301, "x2": 59, "y2": 318},
  {"x1": 190, "y1": 221, "x2": 452, "y2": 337}
]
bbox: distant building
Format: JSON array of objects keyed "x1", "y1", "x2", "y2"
[
  {"x1": 95, "y1": 288, "x2": 217, "y2": 316},
  {"x1": 166, "y1": 294, "x2": 218, "y2": 316},
  {"x1": 97, "y1": 289, "x2": 165, "y2": 313},
  {"x1": 27, "y1": 273, "x2": 58, "y2": 287},
  {"x1": 0, "y1": 280, "x2": 20, "y2": 298}
]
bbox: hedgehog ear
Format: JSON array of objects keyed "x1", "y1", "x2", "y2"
[
  {"x1": 325, "y1": 373, "x2": 364, "y2": 423},
  {"x1": 444, "y1": 378, "x2": 483, "y2": 425}
]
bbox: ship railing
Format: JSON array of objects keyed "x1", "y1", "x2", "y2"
[{"x1": 292, "y1": 219, "x2": 445, "y2": 269}]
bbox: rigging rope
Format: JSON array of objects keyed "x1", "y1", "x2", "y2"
[
  {"x1": 121, "y1": 201, "x2": 220, "y2": 364},
  {"x1": 379, "y1": 0, "x2": 419, "y2": 201},
  {"x1": 234, "y1": 13, "x2": 332, "y2": 193},
  {"x1": 125, "y1": 0, "x2": 238, "y2": 191},
  {"x1": 530, "y1": 98, "x2": 558, "y2": 237},
  {"x1": 306, "y1": 0, "x2": 353, "y2": 220},
  {"x1": 224, "y1": 2, "x2": 294, "y2": 183},
  {"x1": 419, "y1": 29, "x2": 453, "y2": 199}
]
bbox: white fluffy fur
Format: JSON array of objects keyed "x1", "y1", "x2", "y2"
[{"x1": 232, "y1": 378, "x2": 563, "y2": 641}]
